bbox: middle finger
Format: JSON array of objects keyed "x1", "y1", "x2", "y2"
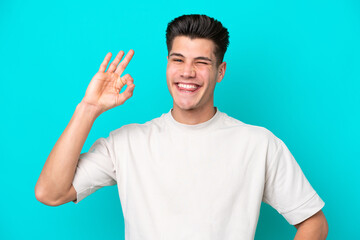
[
  {"x1": 115, "y1": 49, "x2": 135, "y2": 75},
  {"x1": 107, "y1": 50, "x2": 125, "y2": 73}
]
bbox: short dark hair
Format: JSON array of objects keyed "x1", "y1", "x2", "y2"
[{"x1": 166, "y1": 14, "x2": 230, "y2": 66}]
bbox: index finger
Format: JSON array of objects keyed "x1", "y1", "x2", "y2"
[
  {"x1": 115, "y1": 49, "x2": 134, "y2": 75},
  {"x1": 99, "y1": 52, "x2": 112, "y2": 72}
]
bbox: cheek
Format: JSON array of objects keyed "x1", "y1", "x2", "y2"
[
  {"x1": 166, "y1": 68, "x2": 176, "y2": 93},
  {"x1": 166, "y1": 65, "x2": 178, "y2": 79},
  {"x1": 198, "y1": 69, "x2": 214, "y2": 83}
]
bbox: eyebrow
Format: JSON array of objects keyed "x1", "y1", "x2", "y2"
[{"x1": 169, "y1": 53, "x2": 212, "y2": 62}]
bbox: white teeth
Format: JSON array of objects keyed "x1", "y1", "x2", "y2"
[{"x1": 177, "y1": 83, "x2": 198, "y2": 89}]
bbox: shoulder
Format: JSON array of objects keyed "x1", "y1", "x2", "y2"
[
  {"x1": 221, "y1": 112, "x2": 278, "y2": 140},
  {"x1": 221, "y1": 113, "x2": 294, "y2": 168},
  {"x1": 219, "y1": 111, "x2": 284, "y2": 154},
  {"x1": 108, "y1": 113, "x2": 167, "y2": 139}
]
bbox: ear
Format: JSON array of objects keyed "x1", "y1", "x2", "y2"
[{"x1": 216, "y1": 61, "x2": 227, "y2": 83}]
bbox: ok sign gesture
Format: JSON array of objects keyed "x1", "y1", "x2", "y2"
[{"x1": 82, "y1": 50, "x2": 135, "y2": 115}]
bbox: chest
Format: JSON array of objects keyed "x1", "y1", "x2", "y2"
[{"x1": 124, "y1": 129, "x2": 267, "y2": 199}]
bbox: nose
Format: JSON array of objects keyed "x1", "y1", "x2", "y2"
[{"x1": 181, "y1": 63, "x2": 196, "y2": 78}]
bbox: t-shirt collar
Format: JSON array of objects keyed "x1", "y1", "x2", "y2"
[{"x1": 165, "y1": 107, "x2": 222, "y2": 132}]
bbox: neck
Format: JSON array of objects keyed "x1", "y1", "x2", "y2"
[{"x1": 171, "y1": 105, "x2": 217, "y2": 125}]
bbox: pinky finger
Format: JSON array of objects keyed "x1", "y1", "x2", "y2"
[{"x1": 99, "y1": 52, "x2": 112, "y2": 72}]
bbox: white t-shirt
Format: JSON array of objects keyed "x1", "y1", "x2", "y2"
[{"x1": 72, "y1": 107, "x2": 325, "y2": 240}]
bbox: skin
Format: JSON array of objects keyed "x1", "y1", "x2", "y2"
[
  {"x1": 36, "y1": 34, "x2": 328, "y2": 239},
  {"x1": 294, "y1": 210, "x2": 328, "y2": 239},
  {"x1": 167, "y1": 36, "x2": 329, "y2": 239},
  {"x1": 35, "y1": 50, "x2": 135, "y2": 206},
  {"x1": 166, "y1": 36, "x2": 227, "y2": 125}
]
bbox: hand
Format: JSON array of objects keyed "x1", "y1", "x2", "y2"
[{"x1": 81, "y1": 50, "x2": 135, "y2": 114}]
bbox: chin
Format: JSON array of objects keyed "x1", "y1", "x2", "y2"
[
  {"x1": 174, "y1": 101, "x2": 197, "y2": 111},
  {"x1": 176, "y1": 105, "x2": 194, "y2": 111}
]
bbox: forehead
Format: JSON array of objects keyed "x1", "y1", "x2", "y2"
[{"x1": 170, "y1": 36, "x2": 216, "y2": 59}]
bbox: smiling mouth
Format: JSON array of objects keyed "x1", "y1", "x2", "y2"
[{"x1": 175, "y1": 83, "x2": 201, "y2": 93}]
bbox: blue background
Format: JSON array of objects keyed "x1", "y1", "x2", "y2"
[{"x1": 1, "y1": 0, "x2": 359, "y2": 239}]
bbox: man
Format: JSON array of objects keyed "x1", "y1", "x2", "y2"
[{"x1": 35, "y1": 14, "x2": 328, "y2": 239}]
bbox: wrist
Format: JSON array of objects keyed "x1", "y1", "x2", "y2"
[{"x1": 76, "y1": 101, "x2": 103, "y2": 121}]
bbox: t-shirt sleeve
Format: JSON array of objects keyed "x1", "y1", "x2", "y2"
[
  {"x1": 72, "y1": 134, "x2": 117, "y2": 204},
  {"x1": 262, "y1": 137, "x2": 325, "y2": 225}
]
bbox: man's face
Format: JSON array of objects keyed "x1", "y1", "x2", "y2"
[{"x1": 166, "y1": 36, "x2": 226, "y2": 113}]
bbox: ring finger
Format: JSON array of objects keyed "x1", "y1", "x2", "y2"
[{"x1": 107, "y1": 50, "x2": 125, "y2": 73}]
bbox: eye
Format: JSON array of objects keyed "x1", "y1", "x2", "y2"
[
  {"x1": 173, "y1": 58, "x2": 183, "y2": 62},
  {"x1": 196, "y1": 62, "x2": 208, "y2": 65}
]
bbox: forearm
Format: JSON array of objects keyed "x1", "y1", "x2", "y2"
[
  {"x1": 294, "y1": 227, "x2": 327, "y2": 240},
  {"x1": 294, "y1": 211, "x2": 328, "y2": 240},
  {"x1": 35, "y1": 101, "x2": 101, "y2": 203}
]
